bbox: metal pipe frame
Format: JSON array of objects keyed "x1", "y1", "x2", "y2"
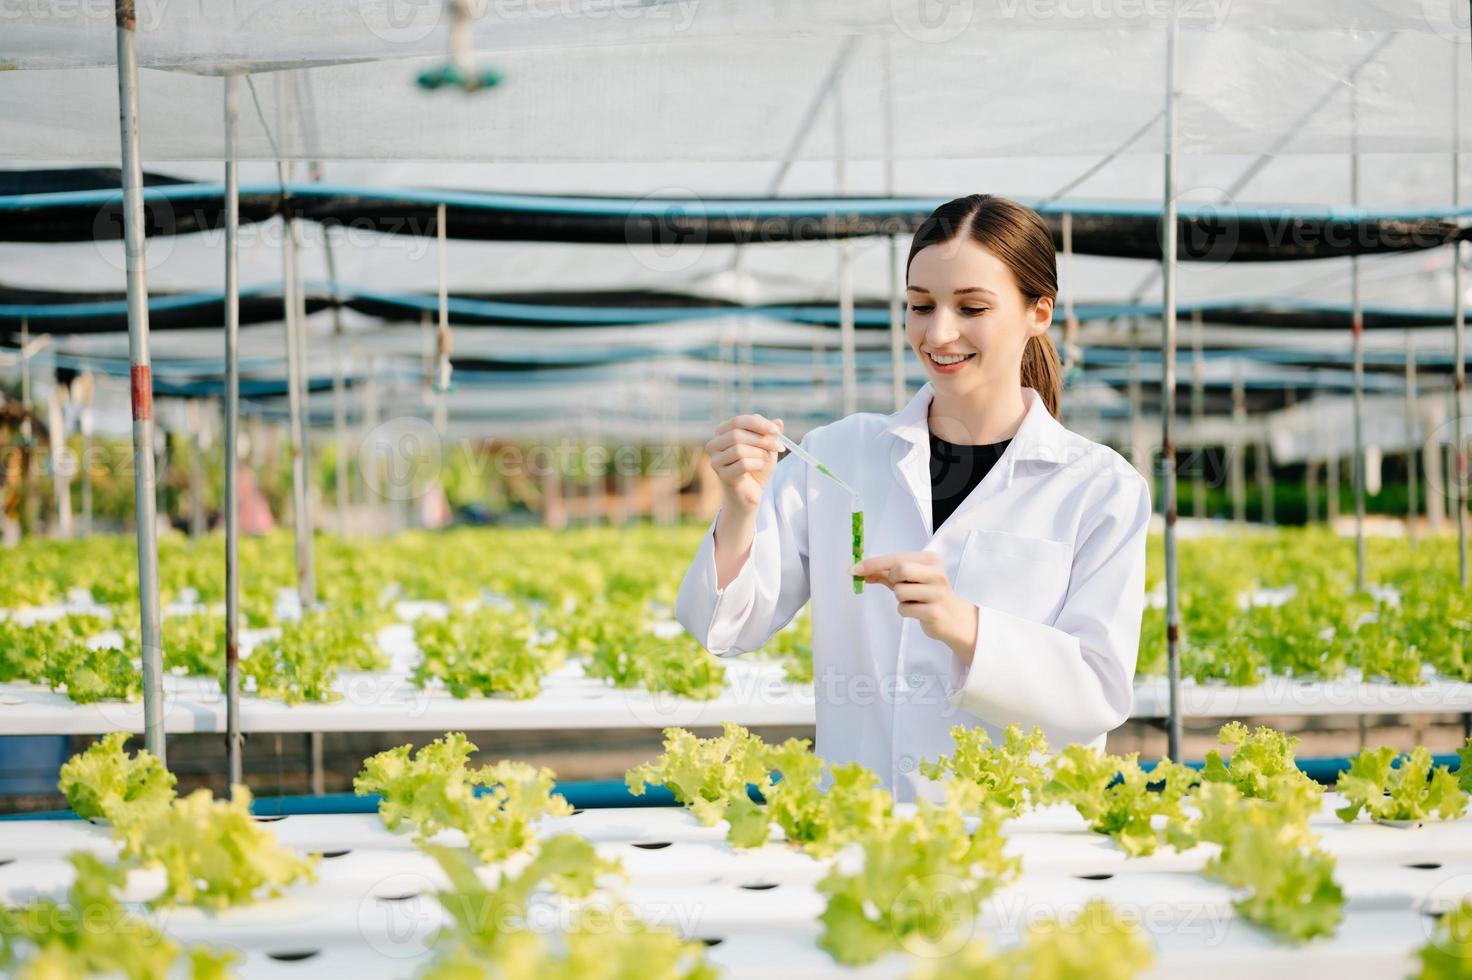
[
  {"x1": 224, "y1": 72, "x2": 244, "y2": 789},
  {"x1": 114, "y1": 0, "x2": 165, "y2": 763},
  {"x1": 1161, "y1": 6, "x2": 1184, "y2": 762}
]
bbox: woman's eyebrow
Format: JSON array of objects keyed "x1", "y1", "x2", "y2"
[{"x1": 905, "y1": 285, "x2": 997, "y2": 297}]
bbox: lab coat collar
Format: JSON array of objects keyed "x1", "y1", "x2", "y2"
[
  {"x1": 883, "y1": 382, "x2": 1070, "y2": 466},
  {"x1": 883, "y1": 383, "x2": 1070, "y2": 534}
]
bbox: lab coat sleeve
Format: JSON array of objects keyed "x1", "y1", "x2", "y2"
[
  {"x1": 948, "y1": 469, "x2": 1151, "y2": 742},
  {"x1": 675, "y1": 450, "x2": 811, "y2": 657}
]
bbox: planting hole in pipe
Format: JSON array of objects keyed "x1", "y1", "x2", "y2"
[{"x1": 266, "y1": 950, "x2": 320, "y2": 962}]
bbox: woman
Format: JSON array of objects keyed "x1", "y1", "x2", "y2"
[{"x1": 675, "y1": 194, "x2": 1152, "y2": 803}]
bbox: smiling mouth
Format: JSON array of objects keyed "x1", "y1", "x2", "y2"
[{"x1": 927, "y1": 352, "x2": 976, "y2": 367}]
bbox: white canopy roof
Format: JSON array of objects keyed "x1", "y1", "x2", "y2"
[{"x1": 1, "y1": 1, "x2": 1468, "y2": 161}]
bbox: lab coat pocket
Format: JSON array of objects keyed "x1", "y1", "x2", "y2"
[{"x1": 952, "y1": 528, "x2": 1072, "y2": 625}]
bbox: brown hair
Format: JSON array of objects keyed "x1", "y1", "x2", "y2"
[{"x1": 905, "y1": 194, "x2": 1063, "y2": 418}]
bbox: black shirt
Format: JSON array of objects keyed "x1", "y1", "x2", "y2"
[{"x1": 929, "y1": 430, "x2": 1012, "y2": 531}]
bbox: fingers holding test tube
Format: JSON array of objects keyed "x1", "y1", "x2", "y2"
[{"x1": 849, "y1": 552, "x2": 980, "y2": 662}]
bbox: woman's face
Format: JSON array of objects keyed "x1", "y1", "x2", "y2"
[{"x1": 905, "y1": 236, "x2": 1053, "y2": 400}]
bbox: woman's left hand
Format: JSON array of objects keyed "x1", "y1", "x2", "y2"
[{"x1": 850, "y1": 552, "x2": 979, "y2": 664}]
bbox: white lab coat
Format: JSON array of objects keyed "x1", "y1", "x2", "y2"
[{"x1": 676, "y1": 383, "x2": 1152, "y2": 803}]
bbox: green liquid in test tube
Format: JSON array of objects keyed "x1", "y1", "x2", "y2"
[{"x1": 852, "y1": 509, "x2": 864, "y2": 594}]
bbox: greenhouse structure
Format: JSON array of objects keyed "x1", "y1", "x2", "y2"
[{"x1": 1, "y1": 2, "x2": 1471, "y2": 978}]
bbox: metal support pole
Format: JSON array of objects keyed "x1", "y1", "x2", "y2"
[
  {"x1": 19, "y1": 317, "x2": 29, "y2": 446},
  {"x1": 1406, "y1": 340, "x2": 1419, "y2": 546},
  {"x1": 308, "y1": 732, "x2": 324, "y2": 796},
  {"x1": 434, "y1": 202, "x2": 451, "y2": 435},
  {"x1": 1307, "y1": 456, "x2": 1320, "y2": 524},
  {"x1": 281, "y1": 195, "x2": 315, "y2": 608},
  {"x1": 79, "y1": 373, "x2": 93, "y2": 536},
  {"x1": 1257, "y1": 439, "x2": 1274, "y2": 526},
  {"x1": 317, "y1": 175, "x2": 350, "y2": 540},
  {"x1": 1128, "y1": 317, "x2": 1143, "y2": 474},
  {"x1": 1328, "y1": 449, "x2": 1341, "y2": 524},
  {"x1": 1231, "y1": 360, "x2": 1246, "y2": 525},
  {"x1": 1061, "y1": 212, "x2": 1080, "y2": 423},
  {"x1": 1191, "y1": 310, "x2": 1206, "y2": 518},
  {"x1": 1455, "y1": 42, "x2": 1468, "y2": 586},
  {"x1": 187, "y1": 400, "x2": 207, "y2": 538},
  {"x1": 1350, "y1": 76, "x2": 1367, "y2": 591},
  {"x1": 115, "y1": 0, "x2": 164, "y2": 764},
  {"x1": 224, "y1": 73, "x2": 244, "y2": 790},
  {"x1": 813, "y1": 340, "x2": 827, "y2": 411},
  {"x1": 19, "y1": 317, "x2": 35, "y2": 538},
  {"x1": 882, "y1": 35, "x2": 905, "y2": 412},
  {"x1": 888, "y1": 237, "x2": 905, "y2": 411},
  {"x1": 740, "y1": 322, "x2": 754, "y2": 414},
  {"x1": 718, "y1": 328, "x2": 734, "y2": 420},
  {"x1": 834, "y1": 75, "x2": 856, "y2": 417},
  {"x1": 47, "y1": 381, "x2": 71, "y2": 539},
  {"x1": 1160, "y1": 6, "x2": 1183, "y2": 763}
]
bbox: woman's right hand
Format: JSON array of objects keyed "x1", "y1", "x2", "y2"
[{"x1": 706, "y1": 414, "x2": 785, "y2": 513}]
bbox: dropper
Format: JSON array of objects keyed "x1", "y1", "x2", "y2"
[
  {"x1": 777, "y1": 432, "x2": 859, "y2": 499},
  {"x1": 777, "y1": 432, "x2": 865, "y2": 594}
]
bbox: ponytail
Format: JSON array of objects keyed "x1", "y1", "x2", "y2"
[{"x1": 1022, "y1": 332, "x2": 1062, "y2": 419}]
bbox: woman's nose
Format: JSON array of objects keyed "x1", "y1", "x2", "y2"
[{"x1": 925, "y1": 311, "x2": 961, "y2": 347}]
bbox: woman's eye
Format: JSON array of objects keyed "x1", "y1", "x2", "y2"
[
  {"x1": 909, "y1": 304, "x2": 934, "y2": 313},
  {"x1": 962, "y1": 307, "x2": 988, "y2": 316}
]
